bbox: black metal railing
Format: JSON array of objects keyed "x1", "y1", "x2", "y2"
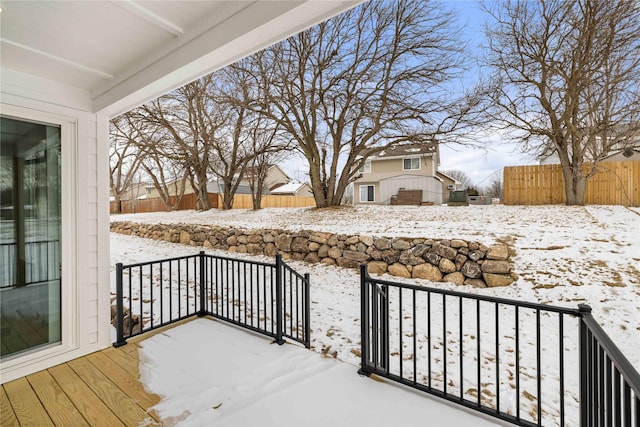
[
  {"x1": 579, "y1": 305, "x2": 640, "y2": 427},
  {"x1": 358, "y1": 265, "x2": 640, "y2": 427},
  {"x1": 280, "y1": 258, "x2": 311, "y2": 346},
  {"x1": 113, "y1": 252, "x2": 310, "y2": 348}
]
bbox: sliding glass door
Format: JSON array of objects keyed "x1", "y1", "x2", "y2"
[{"x1": 1, "y1": 116, "x2": 62, "y2": 359}]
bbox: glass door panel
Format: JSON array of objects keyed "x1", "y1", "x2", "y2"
[{"x1": 0, "y1": 116, "x2": 62, "y2": 359}]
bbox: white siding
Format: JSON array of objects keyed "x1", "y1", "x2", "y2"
[{"x1": 1, "y1": 72, "x2": 108, "y2": 383}]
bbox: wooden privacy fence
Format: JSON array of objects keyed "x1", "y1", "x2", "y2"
[
  {"x1": 503, "y1": 160, "x2": 640, "y2": 206},
  {"x1": 111, "y1": 193, "x2": 219, "y2": 214},
  {"x1": 111, "y1": 193, "x2": 315, "y2": 214},
  {"x1": 229, "y1": 194, "x2": 316, "y2": 209}
]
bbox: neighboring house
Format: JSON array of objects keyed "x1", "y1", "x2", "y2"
[
  {"x1": 539, "y1": 127, "x2": 640, "y2": 165},
  {"x1": 601, "y1": 148, "x2": 640, "y2": 162},
  {"x1": 353, "y1": 143, "x2": 444, "y2": 205},
  {"x1": 239, "y1": 164, "x2": 291, "y2": 192},
  {"x1": 0, "y1": 0, "x2": 360, "y2": 383},
  {"x1": 270, "y1": 181, "x2": 314, "y2": 197},
  {"x1": 123, "y1": 182, "x2": 155, "y2": 200},
  {"x1": 435, "y1": 170, "x2": 463, "y2": 204},
  {"x1": 208, "y1": 180, "x2": 256, "y2": 196},
  {"x1": 143, "y1": 165, "x2": 291, "y2": 198},
  {"x1": 145, "y1": 179, "x2": 190, "y2": 199}
]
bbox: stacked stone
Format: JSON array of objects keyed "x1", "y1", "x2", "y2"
[{"x1": 111, "y1": 221, "x2": 516, "y2": 287}]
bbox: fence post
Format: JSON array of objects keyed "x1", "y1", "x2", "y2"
[
  {"x1": 113, "y1": 263, "x2": 127, "y2": 347},
  {"x1": 198, "y1": 251, "x2": 206, "y2": 317},
  {"x1": 274, "y1": 254, "x2": 285, "y2": 345},
  {"x1": 304, "y1": 272, "x2": 311, "y2": 349},
  {"x1": 579, "y1": 304, "x2": 592, "y2": 427},
  {"x1": 358, "y1": 264, "x2": 371, "y2": 376}
]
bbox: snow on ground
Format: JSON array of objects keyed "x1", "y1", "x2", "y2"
[
  {"x1": 112, "y1": 204, "x2": 640, "y2": 365},
  {"x1": 137, "y1": 317, "x2": 501, "y2": 426},
  {"x1": 111, "y1": 204, "x2": 640, "y2": 425}
]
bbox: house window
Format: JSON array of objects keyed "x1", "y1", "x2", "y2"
[
  {"x1": 359, "y1": 185, "x2": 374, "y2": 202},
  {"x1": 358, "y1": 160, "x2": 371, "y2": 174},
  {"x1": 1, "y1": 115, "x2": 62, "y2": 359},
  {"x1": 403, "y1": 157, "x2": 420, "y2": 170}
]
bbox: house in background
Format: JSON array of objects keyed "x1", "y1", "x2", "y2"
[
  {"x1": 353, "y1": 143, "x2": 445, "y2": 205},
  {"x1": 0, "y1": 0, "x2": 361, "y2": 383},
  {"x1": 435, "y1": 170, "x2": 463, "y2": 204},
  {"x1": 239, "y1": 164, "x2": 291, "y2": 192},
  {"x1": 602, "y1": 148, "x2": 640, "y2": 162},
  {"x1": 270, "y1": 181, "x2": 314, "y2": 197},
  {"x1": 140, "y1": 165, "x2": 291, "y2": 198},
  {"x1": 539, "y1": 126, "x2": 640, "y2": 165}
]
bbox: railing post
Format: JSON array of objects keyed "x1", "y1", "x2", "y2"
[
  {"x1": 579, "y1": 303, "x2": 592, "y2": 427},
  {"x1": 198, "y1": 251, "x2": 206, "y2": 317},
  {"x1": 113, "y1": 263, "x2": 127, "y2": 347},
  {"x1": 381, "y1": 283, "x2": 389, "y2": 371},
  {"x1": 304, "y1": 272, "x2": 311, "y2": 349},
  {"x1": 358, "y1": 264, "x2": 371, "y2": 376},
  {"x1": 274, "y1": 254, "x2": 285, "y2": 345}
]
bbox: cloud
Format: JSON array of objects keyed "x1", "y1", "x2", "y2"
[{"x1": 440, "y1": 143, "x2": 537, "y2": 186}]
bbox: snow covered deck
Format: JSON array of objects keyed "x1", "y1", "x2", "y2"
[{"x1": 1, "y1": 317, "x2": 502, "y2": 426}]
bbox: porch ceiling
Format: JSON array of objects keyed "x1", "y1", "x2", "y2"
[{"x1": 0, "y1": 0, "x2": 361, "y2": 117}]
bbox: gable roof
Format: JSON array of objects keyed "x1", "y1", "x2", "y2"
[
  {"x1": 241, "y1": 164, "x2": 291, "y2": 181},
  {"x1": 436, "y1": 170, "x2": 461, "y2": 183},
  {"x1": 270, "y1": 182, "x2": 310, "y2": 194},
  {"x1": 368, "y1": 143, "x2": 437, "y2": 160}
]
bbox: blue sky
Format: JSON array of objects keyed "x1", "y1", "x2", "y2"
[
  {"x1": 283, "y1": 1, "x2": 540, "y2": 187},
  {"x1": 437, "y1": 1, "x2": 538, "y2": 185}
]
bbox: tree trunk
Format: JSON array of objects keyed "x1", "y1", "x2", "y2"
[
  {"x1": 222, "y1": 192, "x2": 234, "y2": 210},
  {"x1": 252, "y1": 191, "x2": 263, "y2": 210},
  {"x1": 561, "y1": 165, "x2": 587, "y2": 206},
  {"x1": 195, "y1": 180, "x2": 211, "y2": 211},
  {"x1": 113, "y1": 194, "x2": 122, "y2": 214},
  {"x1": 221, "y1": 178, "x2": 234, "y2": 210}
]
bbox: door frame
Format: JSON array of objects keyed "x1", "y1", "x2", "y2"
[{"x1": 0, "y1": 104, "x2": 79, "y2": 369}]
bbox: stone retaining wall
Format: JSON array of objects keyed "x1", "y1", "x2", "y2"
[{"x1": 111, "y1": 221, "x2": 517, "y2": 288}]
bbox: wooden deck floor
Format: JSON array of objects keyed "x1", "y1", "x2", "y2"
[{"x1": 1, "y1": 335, "x2": 162, "y2": 426}]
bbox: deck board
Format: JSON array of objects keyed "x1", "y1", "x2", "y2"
[
  {"x1": 48, "y1": 363, "x2": 126, "y2": 427},
  {"x1": 67, "y1": 357, "x2": 157, "y2": 426},
  {"x1": 27, "y1": 370, "x2": 89, "y2": 426},
  {"x1": 86, "y1": 351, "x2": 160, "y2": 414},
  {"x1": 0, "y1": 385, "x2": 20, "y2": 426},
  {"x1": 101, "y1": 346, "x2": 141, "y2": 378},
  {"x1": 0, "y1": 321, "x2": 185, "y2": 426},
  {"x1": 3, "y1": 377, "x2": 54, "y2": 426}
]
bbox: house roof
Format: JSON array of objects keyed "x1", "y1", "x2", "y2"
[
  {"x1": 368, "y1": 143, "x2": 437, "y2": 159},
  {"x1": 270, "y1": 182, "x2": 309, "y2": 194},
  {"x1": 603, "y1": 148, "x2": 640, "y2": 160},
  {"x1": 436, "y1": 170, "x2": 461, "y2": 184},
  {"x1": 241, "y1": 164, "x2": 290, "y2": 181},
  {"x1": 0, "y1": 1, "x2": 362, "y2": 117}
]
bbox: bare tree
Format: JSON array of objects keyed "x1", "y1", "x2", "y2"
[
  {"x1": 247, "y1": 0, "x2": 479, "y2": 208},
  {"x1": 113, "y1": 110, "x2": 190, "y2": 211},
  {"x1": 133, "y1": 75, "x2": 227, "y2": 210},
  {"x1": 109, "y1": 115, "x2": 145, "y2": 213},
  {"x1": 484, "y1": 174, "x2": 503, "y2": 200},
  {"x1": 139, "y1": 148, "x2": 189, "y2": 211},
  {"x1": 483, "y1": 0, "x2": 640, "y2": 205},
  {"x1": 245, "y1": 128, "x2": 290, "y2": 210},
  {"x1": 211, "y1": 64, "x2": 267, "y2": 210}
]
